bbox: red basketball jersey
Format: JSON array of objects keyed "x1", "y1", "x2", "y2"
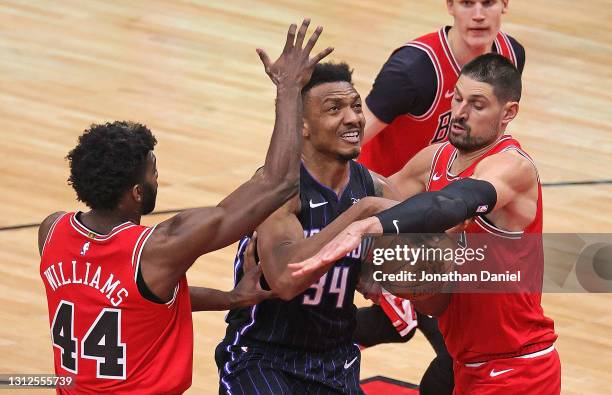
[
  {"x1": 359, "y1": 28, "x2": 518, "y2": 177},
  {"x1": 40, "y1": 212, "x2": 193, "y2": 394},
  {"x1": 427, "y1": 136, "x2": 557, "y2": 363}
]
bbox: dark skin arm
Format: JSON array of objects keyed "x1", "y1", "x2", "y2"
[
  {"x1": 189, "y1": 232, "x2": 274, "y2": 311},
  {"x1": 139, "y1": 20, "x2": 334, "y2": 301},
  {"x1": 258, "y1": 173, "x2": 399, "y2": 301}
]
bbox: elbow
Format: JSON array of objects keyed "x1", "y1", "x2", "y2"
[
  {"x1": 256, "y1": 172, "x2": 299, "y2": 202},
  {"x1": 270, "y1": 278, "x2": 298, "y2": 301}
]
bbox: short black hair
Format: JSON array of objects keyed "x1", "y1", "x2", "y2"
[
  {"x1": 302, "y1": 62, "x2": 353, "y2": 96},
  {"x1": 460, "y1": 53, "x2": 522, "y2": 103},
  {"x1": 66, "y1": 121, "x2": 157, "y2": 210}
]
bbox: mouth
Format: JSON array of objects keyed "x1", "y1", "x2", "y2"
[
  {"x1": 450, "y1": 122, "x2": 467, "y2": 135},
  {"x1": 468, "y1": 27, "x2": 490, "y2": 36},
  {"x1": 339, "y1": 129, "x2": 361, "y2": 144}
]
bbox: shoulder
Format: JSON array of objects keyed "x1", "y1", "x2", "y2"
[
  {"x1": 388, "y1": 45, "x2": 436, "y2": 70},
  {"x1": 475, "y1": 149, "x2": 537, "y2": 190},
  {"x1": 38, "y1": 211, "x2": 67, "y2": 256},
  {"x1": 504, "y1": 33, "x2": 526, "y2": 72}
]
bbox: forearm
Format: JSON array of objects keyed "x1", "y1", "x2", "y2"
[
  {"x1": 375, "y1": 178, "x2": 497, "y2": 234},
  {"x1": 261, "y1": 85, "x2": 303, "y2": 185},
  {"x1": 189, "y1": 286, "x2": 237, "y2": 311},
  {"x1": 266, "y1": 197, "x2": 396, "y2": 300}
]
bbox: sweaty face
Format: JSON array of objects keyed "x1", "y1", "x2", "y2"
[
  {"x1": 449, "y1": 75, "x2": 505, "y2": 151},
  {"x1": 303, "y1": 81, "x2": 365, "y2": 161},
  {"x1": 447, "y1": 0, "x2": 508, "y2": 49},
  {"x1": 140, "y1": 152, "x2": 158, "y2": 215}
]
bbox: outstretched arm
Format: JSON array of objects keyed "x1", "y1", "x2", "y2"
[
  {"x1": 189, "y1": 233, "x2": 274, "y2": 311},
  {"x1": 258, "y1": 196, "x2": 396, "y2": 301},
  {"x1": 141, "y1": 19, "x2": 334, "y2": 301}
]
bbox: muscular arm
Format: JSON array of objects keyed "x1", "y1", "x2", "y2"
[
  {"x1": 258, "y1": 195, "x2": 396, "y2": 301},
  {"x1": 388, "y1": 143, "x2": 440, "y2": 199},
  {"x1": 189, "y1": 287, "x2": 240, "y2": 311},
  {"x1": 141, "y1": 20, "x2": 334, "y2": 301}
]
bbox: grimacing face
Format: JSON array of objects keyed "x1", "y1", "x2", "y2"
[
  {"x1": 303, "y1": 81, "x2": 365, "y2": 161},
  {"x1": 447, "y1": 0, "x2": 508, "y2": 50},
  {"x1": 449, "y1": 74, "x2": 510, "y2": 151}
]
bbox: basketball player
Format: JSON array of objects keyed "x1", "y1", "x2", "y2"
[
  {"x1": 291, "y1": 54, "x2": 561, "y2": 394},
  {"x1": 216, "y1": 62, "x2": 399, "y2": 395},
  {"x1": 38, "y1": 19, "x2": 333, "y2": 393},
  {"x1": 357, "y1": 2, "x2": 524, "y2": 391}
]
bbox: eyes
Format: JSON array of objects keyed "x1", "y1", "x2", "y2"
[
  {"x1": 327, "y1": 102, "x2": 362, "y2": 113},
  {"x1": 453, "y1": 94, "x2": 485, "y2": 110},
  {"x1": 460, "y1": 0, "x2": 495, "y2": 7}
]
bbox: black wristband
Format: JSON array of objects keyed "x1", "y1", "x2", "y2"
[{"x1": 375, "y1": 178, "x2": 497, "y2": 234}]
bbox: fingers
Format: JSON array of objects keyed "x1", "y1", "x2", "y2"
[
  {"x1": 282, "y1": 23, "x2": 298, "y2": 53},
  {"x1": 303, "y1": 25, "x2": 322, "y2": 55},
  {"x1": 294, "y1": 18, "x2": 311, "y2": 50},
  {"x1": 243, "y1": 233, "x2": 258, "y2": 271},
  {"x1": 256, "y1": 48, "x2": 272, "y2": 74},
  {"x1": 309, "y1": 47, "x2": 334, "y2": 67}
]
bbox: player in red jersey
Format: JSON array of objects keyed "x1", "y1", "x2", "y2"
[
  {"x1": 38, "y1": 19, "x2": 333, "y2": 394},
  {"x1": 356, "y1": 2, "x2": 524, "y2": 392},
  {"x1": 360, "y1": 0, "x2": 523, "y2": 177},
  {"x1": 290, "y1": 53, "x2": 560, "y2": 394}
]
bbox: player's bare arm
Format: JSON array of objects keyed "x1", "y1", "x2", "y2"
[
  {"x1": 362, "y1": 102, "x2": 389, "y2": 144},
  {"x1": 141, "y1": 19, "x2": 334, "y2": 301},
  {"x1": 388, "y1": 143, "x2": 441, "y2": 199},
  {"x1": 189, "y1": 233, "x2": 274, "y2": 311},
  {"x1": 257, "y1": 194, "x2": 394, "y2": 301},
  {"x1": 472, "y1": 150, "x2": 539, "y2": 231}
]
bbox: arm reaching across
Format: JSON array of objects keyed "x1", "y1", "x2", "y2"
[{"x1": 190, "y1": 232, "x2": 274, "y2": 311}]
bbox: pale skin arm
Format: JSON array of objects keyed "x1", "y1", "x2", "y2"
[
  {"x1": 362, "y1": 102, "x2": 389, "y2": 144},
  {"x1": 289, "y1": 149, "x2": 539, "y2": 317},
  {"x1": 258, "y1": 173, "x2": 399, "y2": 301}
]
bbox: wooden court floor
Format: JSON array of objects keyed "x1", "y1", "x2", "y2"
[{"x1": 0, "y1": 1, "x2": 611, "y2": 393}]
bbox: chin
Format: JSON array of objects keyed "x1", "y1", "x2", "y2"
[{"x1": 338, "y1": 148, "x2": 361, "y2": 162}]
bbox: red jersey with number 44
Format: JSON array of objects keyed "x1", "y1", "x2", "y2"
[
  {"x1": 40, "y1": 212, "x2": 193, "y2": 394},
  {"x1": 427, "y1": 136, "x2": 557, "y2": 363},
  {"x1": 359, "y1": 28, "x2": 518, "y2": 177}
]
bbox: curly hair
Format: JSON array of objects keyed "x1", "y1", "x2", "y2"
[{"x1": 66, "y1": 121, "x2": 157, "y2": 210}]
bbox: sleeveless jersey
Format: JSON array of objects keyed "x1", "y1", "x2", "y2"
[
  {"x1": 40, "y1": 212, "x2": 192, "y2": 394},
  {"x1": 427, "y1": 136, "x2": 557, "y2": 363},
  {"x1": 359, "y1": 27, "x2": 519, "y2": 177},
  {"x1": 223, "y1": 161, "x2": 376, "y2": 351}
]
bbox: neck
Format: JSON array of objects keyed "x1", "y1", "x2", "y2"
[
  {"x1": 80, "y1": 209, "x2": 140, "y2": 234},
  {"x1": 447, "y1": 27, "x2": 491, "y2": 68},
  {"x1": 301, "y1": 149, "x2": 351, "y2": 196}
]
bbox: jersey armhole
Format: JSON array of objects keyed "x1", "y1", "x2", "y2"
[{"x1": 132, "y1": 225, "x2": 180, "y2": 306}]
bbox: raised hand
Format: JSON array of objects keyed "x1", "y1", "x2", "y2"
[{"x1": 256, "y1": 18, "x2": 333, "y2": 88}]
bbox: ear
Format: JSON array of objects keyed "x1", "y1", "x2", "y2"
[
  {"x1": 302, "y1": 117, "x2": 311, "y2": 138},
  {"x1": 131, "y1": 184, "x2": 142, "y2": 203},
  {"x1": 446, "y1": 0, "x2": 455, "y2": 16},
  {"x1": 500, "y1": 101, "x2": 519, "y2": 130},
  {"x1": 501, "y1": 0, "x2": 509, "y2": 13}
]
